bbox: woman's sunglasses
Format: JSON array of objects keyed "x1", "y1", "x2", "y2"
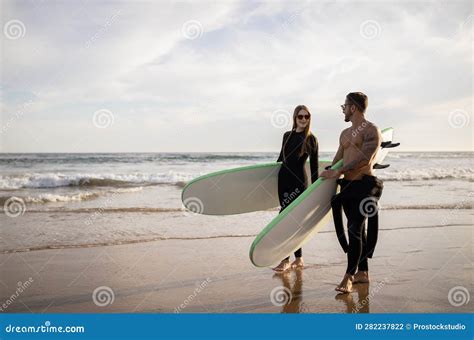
[{"x1": 297, "y1": 114, "x2": 310, "y2": 120}]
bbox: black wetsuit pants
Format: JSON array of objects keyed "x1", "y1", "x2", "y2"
[
  {"x1": 334, "y1": 175, "x2": 383, "y2": 275},
  {"x1": 278, "y1": 166, "x2": 305, "y2": 260}
]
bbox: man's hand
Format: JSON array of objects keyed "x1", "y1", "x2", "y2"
[{"x1": 320, "y1": 169, "x2": 342, "y2": 179}]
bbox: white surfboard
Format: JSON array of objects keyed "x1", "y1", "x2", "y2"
[
  {"x1": 249, "y1": 128, "x2": 396, "y2": 267},
  {"x1": 181, "y1": 160, "x2": 332, "y2": 215}
]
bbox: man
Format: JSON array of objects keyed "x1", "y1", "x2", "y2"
[{"x1": 320, "y1": 92, "x2": 384, "y2": 294}]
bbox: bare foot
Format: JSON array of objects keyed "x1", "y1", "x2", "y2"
[
  {"x1": 335, "y1": 273, "x2": 354, "y2": 294},
  {"x1": 353, "y1": 271, "x2": 370, "y2": 284},
  {"x1": 272, "y1": 259, "x2": 291, "y2": 272},
  {"x1": 291, "y1": 258, "x2": 304, "y2": 269}
]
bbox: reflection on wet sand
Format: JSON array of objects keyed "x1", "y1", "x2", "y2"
[
  {"x1": 273, "y1": 268, "x2": 307, "y2": 313},
  {"x1": 273, "y1": 269, "x2": 372, "y2": 313},
  {"x1": 335, "y1": 284, "x2": 370, "y2": 313}
]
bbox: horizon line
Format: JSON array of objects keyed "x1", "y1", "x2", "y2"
[{"x1": 0, "y1": 150, "x2": 472, "y2": 154}]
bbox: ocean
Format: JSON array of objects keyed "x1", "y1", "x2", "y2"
[{"x1": 1, "y1": 152, "x2": 472, "y2": 253}]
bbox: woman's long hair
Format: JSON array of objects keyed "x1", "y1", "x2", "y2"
[{"x1": 282, "y1": 105, "x2": 313, "y2": 162}]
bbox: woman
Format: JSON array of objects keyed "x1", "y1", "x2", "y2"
[{"x1": 273, "y1": 105, "x2": 319, "y2": 272}]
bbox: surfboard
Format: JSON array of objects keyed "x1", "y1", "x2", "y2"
[
  {"x1": 249, "y1": 127, "x2": 396, "y2": 267},
  {"x1": 181, "y1": 160, "x2": 332, "y2": 215}
]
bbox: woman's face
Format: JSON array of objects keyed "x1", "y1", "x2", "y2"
[{"x1": 295, "y1": 109, "x2": 310, "y2": 130}]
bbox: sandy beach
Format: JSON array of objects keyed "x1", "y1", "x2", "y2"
[{"x1": 1, "y1": 209, "x2": 471, "y2": 314}]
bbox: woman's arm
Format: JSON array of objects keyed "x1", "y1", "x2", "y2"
[
  {"x1": 277, "y1": 132, "x2": 289, "y2": 162},
  {"x1": 309, "y1": 135, "x2": 319, "y2": 183}
]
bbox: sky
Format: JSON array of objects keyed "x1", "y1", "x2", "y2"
[{"x1": 0, "y1": 0, "x2": 472, "y2": 152}]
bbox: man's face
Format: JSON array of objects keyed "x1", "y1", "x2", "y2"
[{"x1": 341, "y1": 100, "x2": 353, "y2": 122}]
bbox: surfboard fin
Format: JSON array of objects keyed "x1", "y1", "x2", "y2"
[
  {"x1": 381, "y1": 141, "x2": 400, "y2": 148},
  {"x1": 373, "y1": 163, "x2": 390, "y2": 169}
]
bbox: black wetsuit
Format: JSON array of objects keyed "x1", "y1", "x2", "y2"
[
  {"x1": 331, "y1": 175, "x2": 384, "y2": 275},
  {"x1": 277, "y1": 130, "x2": 319, "y2": 260}
]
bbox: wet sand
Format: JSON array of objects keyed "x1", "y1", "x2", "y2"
[{"x1": 0, "y1": 209, "x2": 472, "y2": 313}]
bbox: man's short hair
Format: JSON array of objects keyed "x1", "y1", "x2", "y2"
[{"x1": 346, "y1": 92, "x2": 368, "y2": 113}]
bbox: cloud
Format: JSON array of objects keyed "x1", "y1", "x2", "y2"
[{"x1": 1, "y1": 0, "x2": 472, "y2": 151}]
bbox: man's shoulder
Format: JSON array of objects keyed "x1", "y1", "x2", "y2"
[
  {"x1": 364, "y1": 120, "x2": 379, "y2": 130},
  {"x1": 362, "y1": 122, "x2": 381, "y2": 140},
  {"x1": 340, "y1": 127, "x2": 351, "y2": 137}
]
